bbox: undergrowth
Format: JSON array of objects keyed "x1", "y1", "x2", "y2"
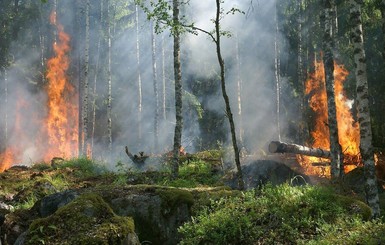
[{"x1": 178, "y1": 184, "x2": 380, "y2": 245}]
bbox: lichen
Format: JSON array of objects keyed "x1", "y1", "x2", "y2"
[{"x1": 25, "y1": 193, "x2": 136, "y2": 245}]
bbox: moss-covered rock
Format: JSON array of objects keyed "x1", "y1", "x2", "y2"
[{"x1": 24, "y1": 193, "x2": 139, "y2": 245}]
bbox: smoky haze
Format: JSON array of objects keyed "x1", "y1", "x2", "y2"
[{"x1": 0, "y1": 0, "x2": 294, "y2": 169}]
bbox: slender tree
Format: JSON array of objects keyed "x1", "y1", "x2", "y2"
[
  {"x1": 275, "y1": 1, "x2": 281, "y2": 142},
  {"x1": 235, "y1": 34, "x2": 244, "y2": 145},
  {"x1": 151, "y1": 21, "x2": 160, "y2": 153},
  {"x1": 161, "y1": 34, "x2": 167, "y2": 120},
  {"x1": 171, "y1": 0, "x2": 182, "y2": 178},
  {"x1": 350, "y1": 0, "x2": 380, "y2": 218},
  {"x1": 81, "y1": 0, "x2": 90, "y2": 157},
  {"x1": 214, "y1": 0, "x2": 244, "y2": 190},
  {"x1": 323, "y1": 0, "x2": 343, "y2": 180},
  {"x1": 91, "y1": 0, "x2": 103, "y2": 153},
  {"x1": 135, "y1": 4, "x2": 143, "y2": 148},
  {"x1": 107, "y1": 0, "x2": 113, "y2": 160}
]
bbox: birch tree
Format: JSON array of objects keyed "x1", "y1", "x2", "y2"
[
  {"x1": 151, "y1": 21, "x2": 160, "y2": 153},
  {"x1": 322, "y1": 0, "x2": 343, "y2": 180},
  {"x1": 81, "y1": 0, "x2": 90, "y2": 157},
  {"x1": 91, "y1": 0, "x2": 103, "y2": 153},
  {"x1": 275, "y1": 1, "x2": 281, "y2": 142},
  {"x1": 135, "y1": 0, "x2": 184, "y2": 177},
  {"x1": 350, "y1": 0, "x2": 380, "y2": 218},
  {"x1": 135, "y1": 4, "x2": 143, "y2": 147},
  {"x1": 107, "y1": 0, "x2": 113, "y2": 160}
]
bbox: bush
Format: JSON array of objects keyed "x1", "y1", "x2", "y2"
[{"x1": 178, "y1": 184, "x2": 374, "y2": 245}]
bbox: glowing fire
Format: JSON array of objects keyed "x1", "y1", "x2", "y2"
[
  {"x1": 42, "y1": 11, "x2": 78, "y2": 161},
  {"x1": 299, "y1": 59, "x2": 360, "y2": 176},
  {"x1": 0, "y1": 11, "x2": 78, "y2": 171},
  {"x1": 0, "y1": 148, "x2": 15, "y2": 172}
]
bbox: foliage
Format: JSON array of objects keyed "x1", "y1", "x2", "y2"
[
  {"x1": 55, "y1": 158, "x2": 109, "y2": 178},
  {"x1": 178, "y1": 184, "x2": 373, "y2": 245},
  {"x1": 165, "y1": 160, "x2": 222, "y2": 188}
]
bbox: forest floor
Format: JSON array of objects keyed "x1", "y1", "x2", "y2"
[{"x1": 0, "y1": 150, "x2": 385, "y2": 244}]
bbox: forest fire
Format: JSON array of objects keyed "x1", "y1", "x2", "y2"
[
  {"x1": 299, "y1": 59, "x2": 360, "y2": 176},
  {"x1": 42, "y1": 11, "x2": 78, "y2": 161},
  {"x1": 0, "y1": 11, "x2": 78, "y2": 171}
]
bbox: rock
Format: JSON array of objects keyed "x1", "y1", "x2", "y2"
[
  {"x1": 224, "y1": 160, "x2": 310, "y2": 189},
  {"x1": 0, "y1": 209, "x2": 35, "y2": 245},
  {"x1": 35, "y1": 189, "x2": 79, "y2": 217},
  {"x1": 24, "y1": 193, "x2": 140, "y2": 245},
  {"x1": 106, "y1": 186, "x2": 193, "y2": 245}
]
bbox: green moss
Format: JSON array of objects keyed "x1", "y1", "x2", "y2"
[
  {"x1": 155, "y1": 187, "x2": 194, "y2": 214},
  {"x1": 25, "y1": 193, "x2": 135, "y2": 245},
  {"x1": 334, "y1": 194, "x2": 372, "y2": 221}
]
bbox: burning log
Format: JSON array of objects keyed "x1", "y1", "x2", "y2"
[{"x1": 268, "y1": 141, "x2": 331, "y2": 159}]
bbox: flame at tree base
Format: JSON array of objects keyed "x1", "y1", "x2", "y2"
[{"x1": 299, "y1": 58, "x2": 361, "y2": 176}]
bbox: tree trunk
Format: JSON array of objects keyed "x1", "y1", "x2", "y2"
[
  {"x1": 171, "y1": 0, "x2": 182, "y2": 178},
  {"x1": 323, "y1": 0, "x2": 343, "y2": 180},
  {"x1": 91, "y1": 0, "x2": 103, "y2": 153},
  {"x1": 215, "y1": 0, "x2": 244, "y2": 190},
  {"x1": 269, "y1": 141, "x2": 331, "y2": 158},
  {"x1": 151, "y1": 21, "x2": 159, "y2": 153},
  {"x1": 107, "y1": 0, "x2": 112, "y2": 160},
  {"x1": 135, "y1": 4, "x2": 143, "y2": 147},
  {"x1": 161, "y1": 34, "x2": 167, "y2": 120},
  {"x1": 297, "y1": 0, "x2": 308, "y2": 144},
  {"x1": 350, "y1": 0, "x2": 380, "y2": 218},
  {"x1": 380, "y1": 1, "x2": 385, "y2": 60},
  {"x1": 81, "y1": 0, "x2": 90, "y2": 157},
  {"x1": 275, "y1": 2, "x2": 281, "y2": 142},
  {"x1": 4, "y1": 68, "x2": 8, "y2": 148},
  {"x1": 235, "y1": 34, "x2": 243, "y2": 144}
]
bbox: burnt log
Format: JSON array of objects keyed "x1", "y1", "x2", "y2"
[{"x1": 269, "y1": 141, "x2": 331, "y2": 159}]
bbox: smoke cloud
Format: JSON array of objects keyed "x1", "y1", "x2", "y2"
[{"x1": 0, "y1": 0, "x2": 295, "y2": 169}]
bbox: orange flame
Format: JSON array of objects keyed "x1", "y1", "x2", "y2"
[
  {"x1": 0, "y1": 148, "x2": 15, "y2": 172},
  {"x1": 300, "y1": 59, "x2": 360, "y2": 176},
  {"x1": 0, "y1": 11, "x2": 78, "y2": 171},
  {"x1": 42, "y1": 11, "x2": 78, "y2": 161}
]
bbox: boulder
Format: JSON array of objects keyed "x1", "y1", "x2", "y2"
[
  {"x1": 35, "y1": 189, "x2": 79, "y2": 217},
  {"x1": 224, "y1": 160, "x2": 310, "y2": 189},
  {"x1": 24, "y1": 193, "x2": 140, "y2": 245},
  {"x1": 101, "y1": 186, "x2": 194, "y2": 245}
]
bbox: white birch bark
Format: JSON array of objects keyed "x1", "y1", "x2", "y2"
[
  {"x1": 107, "y1": 0, "x2": 113, "y2": 159},
  {"x1": 350, "y1": 0, "x2": 380, "y2": 218},
  {"x1": 135, "y1": 4, "x2": 143, "y2": 147},
  {"x1": 151, "y1": 21, "x2": 159, "y2": 153}
]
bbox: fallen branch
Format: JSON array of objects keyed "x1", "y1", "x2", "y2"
[{"x1": 269, "y1": 141, "x2": 331, "y2": 159}]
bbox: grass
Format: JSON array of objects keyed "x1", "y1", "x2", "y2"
[{"x1": 178, "y1": 184, "x2": 376, "y2": 245}]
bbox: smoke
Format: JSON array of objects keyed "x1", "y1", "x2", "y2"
[
  {"x1": 184, "y1": 0, "x2": 285, "y2": 154},
  {"x1": 0, "y1": 0, "x2": 295, "y2": 169}
]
